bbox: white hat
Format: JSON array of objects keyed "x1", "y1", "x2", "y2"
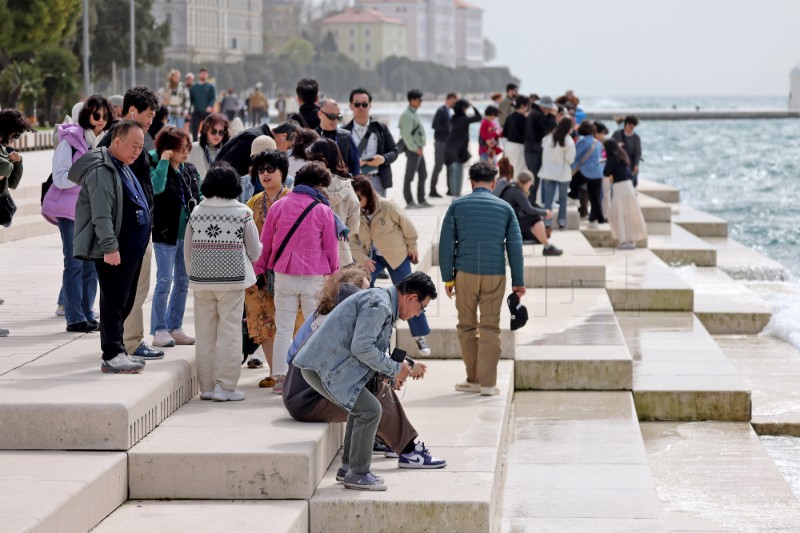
[{"x1": 251, "y1": 135, "x2": 277, "y2": 156}]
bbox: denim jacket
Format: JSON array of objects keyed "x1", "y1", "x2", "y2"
[{"x1": 292, "y1": 286, "x2": 402, "y2": 411}]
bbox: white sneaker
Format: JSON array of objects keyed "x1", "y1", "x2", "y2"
[
  {"x1": 170, "y1": 328, "x2": 195, "y2": 345},
  {"x1": 414, "y1": 336, "x2": 431, "y2": 356},
  {"x1": 152, "y1": 329, "x2": 176, "y2": 347},
  {"x1": 455, "y1": 381, "x2": 481, "y2": 393},
  {"x1": 588, "y1": 220, "x2": 599, "y2": 229},
  {"x1": 55, "y1": 305, "x2": 65, "y2": 316},
  {"x1": 480, "y1": 386, "x2": 500, "y2": 396},
  {"x1": 101, "y1": 354, "x2": 144, "y2": 374},
  {"x1": 199, "y1": 391, "x2": 214, "y2": 400},
  {"x1": 212, "y1": 383, "x2": 245, "y2": 402}
]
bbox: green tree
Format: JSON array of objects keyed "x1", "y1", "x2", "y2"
[
  {"x1": 320, "y1": 31, "x2": 338, "y2": 55},
  {"x1": 0, "y1": 0, "x2": 81, "y2": 66},
  {"x1": 279, "y1": 38, "x2": 314, "y2": 66},
  {"x1": 36, "y1": 46, "x2": 80, "y2": 124},
  {"x1": 0, "y1": 61, "x2": 43, "y2": 110}
]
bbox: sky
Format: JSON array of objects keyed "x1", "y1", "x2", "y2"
[{"x1": 467, "y1": 0, "x2": 800, "y2": 97}]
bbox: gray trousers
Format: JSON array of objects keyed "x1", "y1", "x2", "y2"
[
  {"x1": 302, "y1": 368, "x2": 382, "y2": 474},
  {"x1": 403, "y1": 150, "x2": 427, "y2": 204}
]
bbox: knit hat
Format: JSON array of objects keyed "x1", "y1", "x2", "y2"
[
  {"x1": 507, "y1": 293, "x2": 528, "y2": 331},
  {"x1": 251, "y1": 135, "x2": 277, "y2": 156}
]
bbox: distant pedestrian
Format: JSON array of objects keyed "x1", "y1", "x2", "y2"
[
  {"x1": 288, "y1": 78, "x2": 320, "y2": 130},
  {"x1": 276, "y1": 94, "x2": 287, "y2": 123},
  {"x1": 572, "y1": 121, "x2": 605, "y2": 227},
  {"x1": 502, "y1": 95, "x2": 529, "y2": 178},
  {"x1": 249, "y1": 84, "x2": 269, "y2": 126},
  {"x1": 603, "y1": 140, "x2": 647, "y2": 249},
  {"x1": 159, "y1": 69, "x2": 191, "y2": 130},
  {"x1": 221, "y1": 89, "x2": 240, "y2": 122},
  {"x1": 189, "y1": 68, "x2": 217, "y2": 141},
  {"x1": 430, "y1": 92, "x2": 457, "y2": 197},
  {"x1": 185, "y1": 162, "x2": 262, "y2": 401},
  {"x1": 398, "y1": 89, "x2": 428, "y2": 209},
  {"x1": 524, "y1": 96, "x2": 558, "y2": 200},
  {"x1": 187, "y1": 113, "x2": 230, "y2": 179},
  {"x1": 540, "y1": 117, "x2": 576, "y2": 230},
  {"x1": 611, "y1": 115, "x2": 642, "y2": 187},
  {"x1": 497, "y1": 83, "x2": 518, "y2": 127},
  {"x1": 479, "y1": 105, "x2": 503, "y2": 167},
  {"x1": 446, "y1": 99, "x2": 482, "y2": 197}
]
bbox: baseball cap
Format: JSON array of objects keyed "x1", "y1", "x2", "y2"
[{"x1": 507, "y1": 293, "x2": 528, "y2": 331}]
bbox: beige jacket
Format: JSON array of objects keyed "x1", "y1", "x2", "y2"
[
  {"x1": 326, "y1": 174, "x2": 360, "y2": 264},
  {"x1": 354, "y1": 197, "x2": 418, "y2": 269}
]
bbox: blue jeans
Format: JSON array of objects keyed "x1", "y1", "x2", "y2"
[
  {"x1": 150, "y1": 239, "x2": 189, "y2": 333},
  {"x1": 370, "y1": 255, "x2": 430, "y2": 338},
  {"x1": 448, "y1": 162, "x2": 464, "y2": 197},
  {"x1": 368, "y1": 174, "x2": 386, "y2": 198},
  {"x1": 57, "y1": 218, "x2": 97, "y2": 325},
  {"x1": 541, "y1": 180, "x2": 569, "y2": 228},
  {"x1": 168, "y1": 116, "x2": 186, "y2": 129}
]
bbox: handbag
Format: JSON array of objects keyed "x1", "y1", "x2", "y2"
[
  {"x1": 572, "y1": 140, "x2": 597, "y2": 176},
  {"x1": 0, "y1": 191, "x2": 16, "y2": 227}
]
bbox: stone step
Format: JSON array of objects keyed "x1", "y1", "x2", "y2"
[
  {"x1": 672, "y1": 203, "x2": 728, "y2": 237},
  {"x1": 0, "y1": 451, "x2": 126, "y2": 533},
  {"x1": 309, "y1": 360, "x2": 514, "y2": 533},
  {"x1": 0, "y1": 213, "x2": 59, "y2": 244},
  {"x1": 641, "y1": 421, "x2": 800, "y2": 531},
  {"x1": 648, "y1": 223, "x2": 717, "y2": 267},
  {"x1": 617, "y1": 312, "x2": 751, "y2": 421},
  {"x1": 715, "y1": 335, "x2": 800, "y2": 436},
  {"x1": 14, "y1": 194, "x2": 44, "y2": 217},
  {"x1": 673, "y1": 266, "x2": 771, "y2": 334},
  {"x1": 497, "y1": 392, "x2": 666, "y2": 531},
  {"x1": 514, "y1": 289, "x2": 632, "y2": 390},
  {"x1": 580, "y1": 219, "x2": 658, "y2": 249},
  {"x1": 703, "y1": 236, "x2": 790, "y2": 281},
  {"x1": 93, "y1": 501, "x2": 308, "y2": 533},
  {"x1": 601, "y1": 249, "x2": 694, "y2": 312},
  {"x1": 637, "y1": 178, "x2": 680, "y2": 203},
  {"x1": 523, "y1": 230, "x2": 607, "y2": 288},
  {"x1": 637, "y1": 193, "x2": 673, "y2": 223},
  {"x1": 127, "y1": 371, "x2": 344, "y2": 500}
]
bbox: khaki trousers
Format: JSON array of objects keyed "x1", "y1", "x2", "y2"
[
  {"x1": 194, "y1": 289, "x2": 245, "y2": 393},
  {"x1": 123, "y1": 242, "x2": 152, "y2": 354},
  {"x1": 454, "y1": 271, "x2": 505, "y2": 388}
]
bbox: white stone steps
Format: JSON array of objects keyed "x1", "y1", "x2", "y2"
[
  {"x1": 637, "y1": 193, "x2": 672, "y2": 223},
  {"x1": 0, "y1": 212, "x2": 59, "y2": 244},
  {"x1": 93, "y1": 501, "x2": 308, "y2": 533},
  {"x1": 641, "y1": 422, "x2": 800, "y2": 531},
  {"x1": 673, "y1": 266, "x2": 771, "y2": 334},
  {"x1": 514, "y1": 289, "x2": 632, "y2": 390},
  {"x1": 308, "y1": 360, "x2": 514, "y2": 533},
  {"x1": 523, "y1": 230, "x2": 607, "y2": 288},
  {"x1": 672, "y1": 203, "x2": 728, "y2": 237},
  {"x1": 127, "y1": 371, "x2": 344, "y2": 500},
  {"x1": 637, "y1": 178, "x2": 680, "y2": 203},
  {"x1": 648, "y1": 223, "x2": 717, "y2": 267},
  {"x1": 617, "y1": 312, "x2": 751, "y2": 421},
  {"x1": 703, "y1": 236, "x2": 790, "y2": 281},
  {"x1": 497, "y1": 392, "x2": 666, "y2": 531},
  {"x1": 0, "y1": 451, "x2": 126, "y2": 533}
]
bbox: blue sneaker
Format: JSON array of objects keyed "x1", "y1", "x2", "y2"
[
  {"x1": 342, "y1": 470, "x2": 386, "y2": 491},
  {"x1": 336, "y1": 465, "x2": 383, "y2": 483},
  {"x1": 133, "y1": 343, "x2": 165, "y2": 360},
  {"x1": 398, "y1": 442, "x2": 447, "y2": 469}
]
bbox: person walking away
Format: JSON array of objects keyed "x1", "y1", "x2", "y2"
[
  {"x1": 611, "y1": 115, "x2": 642, "y2": 187},
  {"x1": 430, "y1": 93, "x2": 456, "y2": 197},
  {"x1": 539, "y1": 117, "x2": 576, "y2": 230},
  {"x1": 445, "y1": 99, "x2": 482, "y2": 197},
  {"x1": 43, "y1": 96, "x2": 114, "y2": 333},
  {"x1": 69, "y1": 121, "x2": 151, "y2": 373},
  {"x1": 572, "y1": 121, "x2": 605, "y2": 227},
  {"x1": 159, "y1": 69, "x2": 190, "y2": 130},
  {"x1": 479, "y1": 105, "x2": 503, "y2": 167},
  {"x1": 293, "y1": 272, "x2": 436, "y2": 490},
  {"x1": 149, "y1": 126, "x2": 201, "y2": 348},
  {"x1": 524, "y1": 96, "x2": 557, "y2": 202},
  {"x1": 189, "y1": 68, "x2": 217, "y2": 141},
  {"x1": 497, "y1": 83, "x2": 518, "y2": 128},
  {"x1": 185, "y1": 162, "x2": 262, "y2": 401},
  {"x1": 288, "y1": 78, "x2": 320, "y2": 130},
  {"x1": 439, "y1": 163, "x2": 525, "y2": 396},
  {"x1": 221, "y1": 89, "x2": 239, "y2": 122},
  {"x1": 501, "y1": 95, "x2": 529, "y2": 178},
  {"x1": 603, "y1": 140, "x2": 647, "y2": 249},
  {"x1": 249, "y1": 84, "x2": 269, "y2": 126},
  {"x1": 495, "y1": 170, "x2": 563, "y2": 256},
  {"x1": 253, "y1": 162, "x2": 340, "y2": 394},
  {"x1": 343, "y1": 87, "x2": 399, "y2": 198},
  {"x1": 187, "y1": 114, "x2": 230, "y2": 179},
  {"x1": 316, "y1": 99, "x2": 360, "y2": 177},
  {"x1": 398, "y1": 89, "x2": 428, "y2": 209},
  {"x1": 276, "y1": 94, "x2": 287, "y2": 123},
  {"x1": 352, "y1": 176, "x2": 432, "y2": 356}
]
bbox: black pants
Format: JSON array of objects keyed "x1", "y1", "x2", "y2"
[
  {"x1": 95, "y1": 255, "x2": 143, "y2": 360},
  {"x1": 403, "y1": 150, "x2": 427, "y2": 204},
  {"x1": 587, "y1": 179, "x2": 606, "y2": 223},
  {"x1": 190, "y1": 111, "x2": 209, "y2": 141},
  {"x1": 430, "y1": 140, "x2": 450, "y2": 194},
  {"x1": 524, "y1": 147, "x2": 543, "y2": 202}
]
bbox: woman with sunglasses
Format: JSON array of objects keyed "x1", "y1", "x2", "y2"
[
  {"x1": 42, "y1": 96, "x2": 113, "y2": 333},
  {"x1": 187, "y1": 113, "x2": 230, "y2": 179},
  {"x1": 149, "y1": 126, "x2": 202, "y2": 348}
]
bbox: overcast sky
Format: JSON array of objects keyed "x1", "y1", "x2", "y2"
[{"x1": 468, "y1": 0, "x2": 800, "y2": 97}]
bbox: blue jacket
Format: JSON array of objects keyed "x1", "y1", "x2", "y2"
[
  {"x1": 439, "y1": 188, "x2": 524, "y2": 286},
  {"x1": 292, "y1": 286, "x2": 401, "y2": 411},
  {"x1": 572, "y1": 136, "x2": 603, "y2": 179}
]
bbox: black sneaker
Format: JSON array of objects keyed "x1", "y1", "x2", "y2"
[
  {"x1": 543, "y1": 245, "x2": 564, "y2": 256},
  {"x1": 418, "y1": 200, "x2": 433, "y2": 208},
  {"x1": 133, "y1": 343, "x2": 165, "y2": 360},
  {"x1": 66, "y1": 321, "x2": 99, "y2": 333},
  {"x1": 376, "y1": 271, "x2": 390, "y2": 280},
  {"x1": 373, "y1": 436, "x2": 389, "y2": 454},
  {"x1": 406, "y1": 202, "x2": 419, "y2": 210},
  {"x1": 429, "y1": 191, "x2": 443, "y2": 198}
]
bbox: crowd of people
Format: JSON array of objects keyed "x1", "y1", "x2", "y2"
[{"x1": 0, "y1": 71, "x2": 648, "y2": 491}]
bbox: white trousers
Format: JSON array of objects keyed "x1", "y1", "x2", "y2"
[
  {"x1": 272, "y1": 272, "x2": 325, "y2": 376},
  {"x1": 194, "y1": 289, "x2": 244, "y2": 393},
  {"x1": 504, "y1": 142, "x2": 528, "y2": 179}
]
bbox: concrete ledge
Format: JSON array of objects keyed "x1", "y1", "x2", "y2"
[
  {"x1": 637, "y1": 178, "x2": 680, "y2": 203},
  {"x1": 94, "y1": 501, "x2": 308, "y2": 533},
  {"x1": 649, "y1": 224, "x2": 717, "y2": 267},
  {"x1": 0, "y1": 451, "x2": 127, "y2": 533},
  {"x1": 638, "y1": 193, "x2": 672, "y2": 223},
  {"x1": 602, "y1": 249, "x2": 694, "y2": 311},
  {"x1": 523, "y1": 231, "x2": 607, "y2": 289},
  {"x1": 704, "y1": 236, "x2": 789, "y2": 281},
  {"x1": 672, "y1": 204, "x2": 728, "y2": 237}
]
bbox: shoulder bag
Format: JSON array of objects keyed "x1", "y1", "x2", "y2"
[{"x1": 572, "y1": 139, "x2": 596, "y2": 176}]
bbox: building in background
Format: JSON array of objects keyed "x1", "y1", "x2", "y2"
[
  {"x1": 353, "y1": 0, "x2": 427, "y2": 61},
  {"x1": 426, "y1": 0, "x2": 456, "y2": 67},
  {"x1": 153, "y1": 0, "x2": 263, "y2": 64},
  {"x1": 320, "y1": 8, "x2": 407, "y2": 70},
  {"x1": 454, "y1": 0, "x2": 483, "y2": 68},
  {"x1": 263, "y1": 0, "x2": 303, "y2": 55}
]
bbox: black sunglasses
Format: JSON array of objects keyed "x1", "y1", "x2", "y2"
[
  {"x1": 352, "y1": 102, "x2": 369, "y2": 109},
  {"x1": 209, "y1": 128, "x2": 226, "y2": 136},
  {"x1": 321, "y1": 111, "x2": 342, "y2": 121},
  {"x1": 258, "y1": 164, "x2": 277, "y2": 174},
  {"x1": 92, "y1": 112, "x2": 109, "y2": 122}
]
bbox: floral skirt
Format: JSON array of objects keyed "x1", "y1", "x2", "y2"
[{"x1": 244, "y1": 285, "x2": 304, "y2": 344}]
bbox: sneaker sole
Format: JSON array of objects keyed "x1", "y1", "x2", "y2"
[
  {"x1": 454, "y1": 386, "x2": 481, "y2": 393},
  {"x1": 101, "y1": 367, "x2": 143, "y2": 374},
  {"x1": 172, "y1": 340, "x2": 195, "y2": 345},
  {"x1": 152, "y1": 342, "x2": 175, "y2": 347},
  {"x1": 134, "y1": 354, "x2": 165, "y2": 361},
  {"x1": 398, "y1": 461, "x2": 447, "y2": 469},
  {"x1": 343, "y1": 482, "x2": 387, "y2": 491}
]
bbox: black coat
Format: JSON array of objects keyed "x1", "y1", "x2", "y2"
[
  {"x1": 342, "y1": 119, "x2": 399, "y2": 189},
  {"x1": 445, "y1": 107, "x2": 481, "y2": 166},
  {"x1": 216, "y1": 123, "x2": 273, "y2": 176},
  {"x1": 289, "y1": 103, "x2": 320, "y2": 130},
  {"x1": 524, "y1": 106, "x2": 556, "y2": 152}
]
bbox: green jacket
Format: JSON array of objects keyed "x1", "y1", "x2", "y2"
[
  {"x1": 0, "y1": 145, "x2": 23, "y2": 195},
  {"x1": 398, "y1": 106, "x2": 426, "y2": 151},
  {"x1": 68, "y1": 148, "x2": 124, "y2": 260}
]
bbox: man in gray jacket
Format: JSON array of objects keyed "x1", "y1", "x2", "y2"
[{"x1": 70, "y1": 121, "x2": 151, "y2": 374}]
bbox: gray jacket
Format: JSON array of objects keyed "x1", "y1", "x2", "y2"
[{"x1": 68, "y1": 148, "x2": 123, "y2": 260}]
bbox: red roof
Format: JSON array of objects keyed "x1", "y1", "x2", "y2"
[
  {"x1": 454, "y1": 0, "x2": 482, "y2": 10},
  {"x1": 322, "y1": 7, "x2": 405, "y2": 24}
]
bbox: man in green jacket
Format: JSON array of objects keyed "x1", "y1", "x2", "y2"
[
  {"x1": 189, "y1": 67, "x2": 217, "y2": 141},
  {"x1": 398, "y1": 89, "x2": 429, "y2": 210},
  {"x1": 439, "y1": 162, "x2": 526, "y2": 396},
  {"x1": 70, "y1": 121, "x2": 152, "y2": 374}
]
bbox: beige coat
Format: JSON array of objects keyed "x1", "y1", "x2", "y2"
[
  {"x1": 353, "y1": 196, "x2": 418, "y2": 269},
  {"x1": 326, "y1": 174, "x2": 360, "y2": 265}
]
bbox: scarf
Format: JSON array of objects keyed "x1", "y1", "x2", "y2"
[
  {"x1": 293, "y1": 184, "x2": 349, "y2": 240},
  {"x1": 84, "y1": 129, "x2": 100, "y2": 149}
]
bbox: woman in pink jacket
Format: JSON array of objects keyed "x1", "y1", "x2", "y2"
[{"x1": 254, "y1": 161, "x2": 340, "y2": 393}]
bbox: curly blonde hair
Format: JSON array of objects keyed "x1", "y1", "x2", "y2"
[{"x1": 316, "y1": 265, "x2": 370, "y2": 316}]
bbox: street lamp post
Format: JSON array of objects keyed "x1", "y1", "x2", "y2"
[
  {"x1": 130, "y1": 0, "x2": 136, "y2": 86},
  {"x1": 82, "y1": 0, "x2": 91, "y2": 97}
]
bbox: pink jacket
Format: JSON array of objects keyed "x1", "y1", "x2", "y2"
[
  {"x1": 41, "y1": 123, "x2": 91, "y2": 224},
  {"x1": 254, "y1": 192, "x2": 339, "y2": 276}
]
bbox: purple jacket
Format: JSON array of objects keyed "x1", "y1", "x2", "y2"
[{"x1": 41, "y1": 124, "x2": 91, "y2": 224}]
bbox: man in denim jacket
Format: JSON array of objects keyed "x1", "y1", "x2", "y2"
[{"x1": 293, "y1": 272, "x2": 437, "y2": 491}]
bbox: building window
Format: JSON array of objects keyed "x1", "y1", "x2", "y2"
[
  {"x1": 349, "y1": 43, "x2": 354, "y2": 52},
  {"x1": 365, "y1": 28, "x2": 370, "y2": 37},
  {"x1": 232, "y1": 37, "x2": 238, "y2": 49},
  {"x1": 365, "y1": 43, "x2": 370, "y2": 52},
  {"x1": 365, "y1": 58, "x2": 370, "y2": 68},
  {"x1": 350, "y1": 29, "x2": 355, "y2": 37}
]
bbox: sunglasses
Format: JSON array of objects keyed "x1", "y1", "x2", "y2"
[
  {"x1": 321, "y1": 111, "x2": 342, "y2": 121},
  {"x1": 258, "y1": 164, "x2": 277, "y2": 174},
  {"x1": 352, "y1": 102, "x2": 369, "y2": 109},
  {"x1": 92, "y1": 112, "x2": 109, "y2": 122},
  {"x1": 208, "y1": 128, "x2": 226, "y2": 136}
]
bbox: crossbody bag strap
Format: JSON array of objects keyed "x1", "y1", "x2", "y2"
[
  {"x1": 576, "y1": 139, "x2": 596, "y2": 169},
  {"x1": 273, "y1": 200, "x2": 320, "y2": 264}
]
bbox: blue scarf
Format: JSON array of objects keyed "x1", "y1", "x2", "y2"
[{"x1": 293, "y1": 184, "x2": 350, "y2": 239}]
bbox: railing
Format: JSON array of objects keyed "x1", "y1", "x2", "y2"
[{"x1": 9, "y1": 131, "x2": 56, "y2": 152}]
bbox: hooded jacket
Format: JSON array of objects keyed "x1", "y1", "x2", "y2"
[
  {"x1": 68, "y1": 148, "x2": 124, "y2": 260},
  {"x1": 41, "y1": 123, "x2": 95, "y2": 223},
  {"x1": 326, "y1": 174, "x2": 360, "y2": 265}
]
